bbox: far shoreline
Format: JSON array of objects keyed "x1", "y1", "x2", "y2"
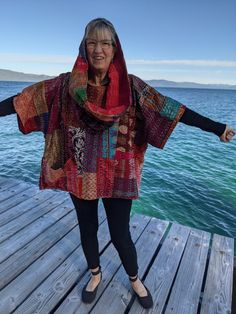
[{"x1": 1, "y1": 79, "x2": 236, "y2": 92}]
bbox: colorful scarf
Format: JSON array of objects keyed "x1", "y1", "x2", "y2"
[{"x1": 68, "y1": 30, "x2": 131, "y2": 131}]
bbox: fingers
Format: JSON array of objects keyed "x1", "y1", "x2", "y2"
[
  {"x1": 220, "y1": 126, "x2": 235, "y2": 142},
  {"x1": 226, "y1": 130, "x2": 235, "y2": 141}
]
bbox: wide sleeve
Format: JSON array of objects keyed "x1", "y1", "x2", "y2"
[
  {"x1": 131, "y1": 75, "x2": 186, "y2": 149},
  {"x1": 13, "y1": 74, "x2": 64, "y2": 135}
]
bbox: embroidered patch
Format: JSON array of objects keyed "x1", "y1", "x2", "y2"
[
  {"x1": 160, "y1": 97, "x2": 181, "y2": 120},
  {"x1": 102, "y1": 121, "x2": 119, "y2": 159},
  {"x1": 69, "y1": 126, "x2": 86, "y2": 174}
]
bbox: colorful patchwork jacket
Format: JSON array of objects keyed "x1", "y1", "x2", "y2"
[
  {"x1": 13, "y1": 30, "x2": 185, "y2": 199},
  {"x1": 13, "y1": 73, "x2": 185, "y2": 199}
]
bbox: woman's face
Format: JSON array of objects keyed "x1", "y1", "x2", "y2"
[{"x1": 86, "y1": 28, "x2": 115, "y2": 75}]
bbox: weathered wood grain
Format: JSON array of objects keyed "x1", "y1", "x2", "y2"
[
  {"x1": 0, "y1": 185, "x2": 39, "y2": 215},
  {"x1": 0, "y1": 177, "x2": 21, "y2": 191},
  {"x1": 165, "y1": 229, "x2": 211, "y2": 314},
  {"x1": 0, "y1": 210, "x2": 76, "y2": 289},
  {"x1": 0, "y1": 226, "x2": 82, "y2": 313},
  {"x1": 0, "y1": 178, "x2": 234, "y2": 314},
  {"x1": 129, "y1": 223, "x2": 191, "y2": 314},
  {"x1": 0, "y1": 192, "x2": 68, "y2": 245},
  {"x1": 200, "y1": 234, "x2": 234, "y2": 314},
  {"x1": 0, "y1": 196, "x2": 71, "y2": 262},
  {"x1": 0, "y1": 181, "x2": 33, "y2": 207}
]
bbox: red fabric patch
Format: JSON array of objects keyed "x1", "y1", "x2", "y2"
[{"x1": 97, "y1": 158, "x2": 115, "y2": 197}]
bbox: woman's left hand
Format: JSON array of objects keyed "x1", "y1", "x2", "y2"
[{"x1": 220, "y1": 125, "x2": 235, "y2": 142}]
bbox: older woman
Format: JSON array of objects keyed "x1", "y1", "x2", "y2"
[{"x1": 0, "y1": 18, "x2": 235, "y2": 309}]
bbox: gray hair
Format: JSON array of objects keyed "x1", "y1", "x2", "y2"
[{"x1": 84, "y1": 18, "x2": 117, "y2": 46}]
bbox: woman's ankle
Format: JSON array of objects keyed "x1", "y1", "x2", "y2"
[{"x1": 129, "y1": 274, "x2": 138, "y2": 282}]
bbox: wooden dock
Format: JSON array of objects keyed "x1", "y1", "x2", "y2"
[{"x1": 0, "y1": 177, "x2": 235, "y2": 314}]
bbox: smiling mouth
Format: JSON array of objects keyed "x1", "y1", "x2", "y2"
[{"x1": 93, "y1": 57, "x2": 104, "y2": 61}]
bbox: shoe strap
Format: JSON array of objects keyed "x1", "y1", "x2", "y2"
[
  {"x1": 129, "y1": 275, "x2": 138, "y2": 282},
  {"x1": 91, "y1": 266, "x2": 101, "y2": 276}
]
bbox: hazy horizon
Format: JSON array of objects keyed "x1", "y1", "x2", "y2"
[{"x1": 1, "y1": 67, "x2": 236, "y2": 88}]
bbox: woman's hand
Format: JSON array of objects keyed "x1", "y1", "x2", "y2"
[{"x1": 220, "y1": 125, "x2": 235, "y2": 142}]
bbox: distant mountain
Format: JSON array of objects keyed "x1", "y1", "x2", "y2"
[
  {"x1": 0, "y1": 69, "x2": 54, "y2": 82},
  {"x1": 0, "y1": 68, "x2": 236, "y2": 90},
  {"x1": 145, "y1": 79, "x2": 236, "y2": 90}
]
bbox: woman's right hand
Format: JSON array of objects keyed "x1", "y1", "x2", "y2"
[{"x1": 220, "y1": 125, "x2": 235, "y2": 142}]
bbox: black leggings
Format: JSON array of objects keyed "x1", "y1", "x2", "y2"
[{"x1": 70, "y1": 194, "x2": 139, "y2": 277}]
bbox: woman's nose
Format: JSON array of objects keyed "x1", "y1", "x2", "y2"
[{"x1": 94, "y1": 42, "x2": 103, "y2": 52}]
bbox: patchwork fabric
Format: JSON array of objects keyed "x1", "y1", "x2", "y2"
[
  {"x1": 83, "y1": 130, "x2": 103, "y2": 172},
  {"x1": 13, "y1": 34, "x2": 186, "y2": 200},
  {"x1": 161, "y1": 97, "x2": 183, "y2": 120},
  {"x1": 82, "y1": 173, "x2": 97, "y2": 199},
  {"x1": 132, "y1": 75, "x2": 186, "y2": 149},
  {"x1": 97, "y1": 158, "x2": 116, "y2": 197},
  {"x1": 69, "y1": 126, "x2": 86, "y2": 174},
  {"x1": 102, "y1": 121, "x2": 119, "y2": 159},
  {"x1": 112, "y1": 177, "x2": 138, "y2": 198}
]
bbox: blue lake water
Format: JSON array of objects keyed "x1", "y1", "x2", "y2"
[{"x1": 0, "y1": 80, "x2": 235, "y2": 252}]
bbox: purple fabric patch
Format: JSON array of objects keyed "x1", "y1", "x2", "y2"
[{"x1": 83, "y1": 130, "x2": 103, "y2": 172}]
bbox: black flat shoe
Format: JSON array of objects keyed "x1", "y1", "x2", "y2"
[
  {"x1": 82, "y1": 265, "x2": 102, "y2": 303},
  {"x1": 129, "y1": 275, "x2": 153, "y2": 309}
]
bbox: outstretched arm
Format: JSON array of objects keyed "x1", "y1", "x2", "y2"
[
  {"x1": 180, "y1": 107, "x2": 235, "y2": 142},
  {"x1": 0, "y1": 95, "x2": 17, "y2": 116},
  {"x1": 129, "y1": 74, "x2": 235, "y2": 148}
]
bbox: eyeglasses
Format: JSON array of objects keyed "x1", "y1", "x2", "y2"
[{"x1": 86, "y1": 39, "x2": 114, "y2": 50}]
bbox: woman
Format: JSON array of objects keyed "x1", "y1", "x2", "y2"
[{"x1": 0, "y1": 18, "x2": 235, "y2": 309}]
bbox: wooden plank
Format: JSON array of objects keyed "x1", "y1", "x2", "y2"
[
  {"x1": 0, "y1": 181, "x2": 33, "y2": 206},
  {"x1": 0, "y1": 176, "x2": 11, "y2": 184},
  {"x1": 0, "y1": 210, "x2": 76, "y2": 289},
  {"x1": 90, "y1": 217, "x2": 170, "y2": 314},
  {"x1": 0, "y1": 189, "x2": 55, "y2": 228},
  {"x1": 200, "y1": 234, "x2": 234, "y2": 314},
  {"x1": 0, "y1": 192, "x2": 68, "y2": 244},
  {"x1": 0, "y1": 202, "x2": 106, "y2": 290},
  {"x1": 1, "y1": 204, "x2": 107, "y2": 313},
  {"x1": 0, "y1": 177, "x2": 19, "y2": 184},
  {"x1": 0, "y1": 185, "x2": 39, "y2": 214},
  {"x1": 0, "y1": 226, "x2": 83, "y2": 313},
  {"x1": 165, "y1": 228, "x2": 211, "y2": 314},
  {"x1": 0, "y1": 178, "x2": 234, "y2": 313},
  {"x1": 0, "y1": 196, "x2": 71, "y2": 263},
  {"x1": 13, "y1": 213, "x2": 111, "y2": 314},
  {"x1": 129, "y1": 223, "x2": 190, "y2": 313},
  {"x1": 233, "y1": 258, "x2": 236, "y2": 314},
  {"x1": 0, "y1": 186, "x2": 52, "y2": 215},
  {"x1": 54, "y1": 214, "x2": 152, "y2": 314},
  {"x1": 0, "y1": 177, "x2": 22, "y2": 191}
]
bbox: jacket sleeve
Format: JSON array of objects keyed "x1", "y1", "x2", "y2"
[
  {"x1": 131, "y1": 75, "x2": 186, "y2": 149},
  {"x1": 13, "y1": 74, "x2": 64, "y2": 135}
]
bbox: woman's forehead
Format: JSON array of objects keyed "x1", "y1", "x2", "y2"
[{"x1": 87, "y1": 28, "x2": 113, "y2": 40}]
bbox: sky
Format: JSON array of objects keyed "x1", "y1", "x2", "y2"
[{"x1": 0, "y1": 0, "x2": 235, "y2": 85}]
